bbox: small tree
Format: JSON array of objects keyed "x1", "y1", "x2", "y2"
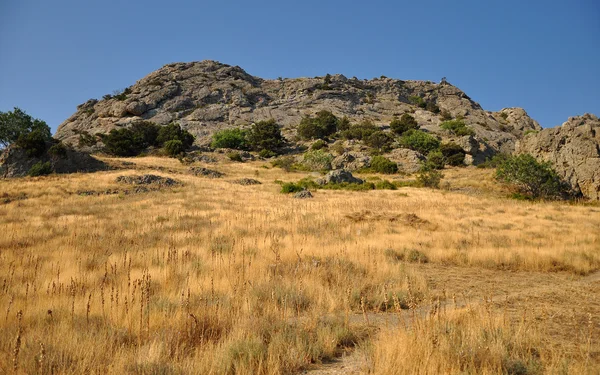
[
  {"x1": 400, "y1": 130, "x2": 440, "y2": 155},
  {"x1": 417, "y1": 164, "x2": 443, "y2": 188},
  {"x1": 390, "y1": 114, "x2": 419, "y2": 135},
  {"x1": 211, "y1": 128, "x2": 247, "y2": 150},
  {"x1": 440, "y1": 120, "x2": 475, "y2": 136},
  {"x1": 425, "y1": 150, "x2": 445, "y2": 170},
  {"x1": 163, "y1": 139, "x2": 184, "y2": 157},
  {"x1": 371, "y1": 156, "x2": 398, "y2": 174},
  {"x1": 102, "y1": 128, "x2": 144, "y2": 156},
  {"x1": 495, "y1": 154, "x2": 571, "y2": 199},
  {"x1": 15, "y1": 129, "x2": 50, "y2": 157},
  {"x1": 246, "y1": 119, "x2": 285, "y2": 153},
  {"x1": 297, "y1": 111, "x2": 339, "y2": 140},
  {"x1": 440, "y1": 142, "x2": 465, "y2": 166},
  {"x1": 0, "y1": 107, "x2": 51, "y2": 148},
  {"x1": 156, "y1": 123, "x2": 194, "y2": 148},
  {"x1": 365, "y1": 131, "x2": 394, "y2": 152}
]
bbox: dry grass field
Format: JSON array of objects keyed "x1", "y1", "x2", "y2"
[{"x1": 1, "y1": 156, "x2": 599, "y2": 374}]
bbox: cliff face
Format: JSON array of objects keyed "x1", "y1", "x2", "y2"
[
  {"x1": 55, "y1": 60, "x2": 540, "y2": 157},
  {"x1": 517, "y1": 114, "x2": 600, "y2": 200}
]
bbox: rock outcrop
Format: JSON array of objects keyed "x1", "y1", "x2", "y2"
[
  {"x1": 316, "y1": 170, "x2": 363, "y2": 185},
  {"x1": 55, "y1": 60, "x2": 541, "y2": 161},
  {"x1": 0, "y1": 144, "x2": 107, "y2": 178},
  {"x1": 517, "y1": 114, "x2": 600, "y2": 200}
]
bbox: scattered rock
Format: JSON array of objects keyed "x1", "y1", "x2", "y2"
[
  {"x1": 516, "y1": 113, "x2": 600, "y2": 200},
  {"x1": 316, "y1": 169, "x2": 363, "y2": 185},
  {"x1": 232, "y1": 178, "x2": 261, "y2": 185},
  {"x1": 115, "y1": 174, "x2": 180, "y2": 187},
  {"x1": 294, "y1": 190, "x2": 313, "y2": 199},
  {"x1": 331, "y1": 152, "x2": 371, "y2": 171},
  {"x1": 190, "y1": 167, "x2": 224, "y2": 178}
]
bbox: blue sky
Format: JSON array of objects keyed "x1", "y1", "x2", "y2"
[{"x1": 1, "y1": 0, "x2": 598, "y2": 132}]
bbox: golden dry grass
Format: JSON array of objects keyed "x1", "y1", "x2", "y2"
[{"x1": 0, "y1": 156, "x2": 598, "y2": 374}]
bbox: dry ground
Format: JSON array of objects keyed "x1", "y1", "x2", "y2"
[{"x1": 0, "y1": 156, "x2": 598, "y2": 374}]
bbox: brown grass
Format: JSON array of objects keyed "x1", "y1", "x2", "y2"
[{"x1": 0, "y1": 156, "x2": 598, "y2": 374}]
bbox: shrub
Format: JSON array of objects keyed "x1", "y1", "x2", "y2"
[
  {"x1": 157, "y1": 123, "x2": 194, "y2": 148},
  {"x1": 258, "y1": 149, "x2": 277, "y2": 158},
  {"x1": 417, "y1": 165, "x2": 443, "y2": 188},
  {"x1": 227, "y1": 152, "x2": 243, "y2": 162},
  {"x1": 425, "y1": 102, "x2": 440, "y2": 114},
  {"x1": 440, "y1": 120, "x2": 475, "y2": 136},
  {"x1": 330, "y1": 141, "x2": 345, "y2": 155},
  {"x1": 211, "y1": 128, "x2": 247, "y2": 150},
  {"x1": 28, "y1": 161, "x2": 52, "y2": 176},
  {"x1": 426, "y1": 150, "x2": 445, "y2": 170},
  {"x1": 400, "y1": 130, "x2": 440, "y2": 155},
  {"x1": 337, "y1": 116, "x2": 351, "y2": 131},
  {"x1": 130, "y1": 121, "x2": 161, "y2": 147},
  {"x1": 246, "y1": 119, "x2": 285, "y2": 153},
  {"x1": 440, "y1": 142, "x2": 465, "y2": 166},
  {"x1": 271, "y1": 156, "x2": 295, "y2": 172},
  {"x1": 365, "y1": 131, "x2": 394, "y2": 152},
  {"x1": 310, "y1": 139, "x2": 328, "y2": 150},
  {"x1": 297, "y1": 111, "x2": 339, "y2": 140},
  {"x1": 375, "y1": 180, "x2": 397, "y2": 190},
  {"x1": 163, "y1": 139, "x2": 184, "y2": 157},
  {"x1": 101, "y1": 128, "x2": 143, "y2": 156},
  {"x1": 281, "y1": 182, "x2": 304, "y2": 194},
  {"x1": 477, "y1": 153, "x2": 510, "y2": 168},
  {"x1": 390, "y1": 114, "x2": 419, "y2": 135},
  {"x1": 78, "y1": 131, "x2": 98, "y2": 147},
  {"x1": 15, "y1": 129, "x2": 49, "y2": 157},
  {"x1": 340, "y1": 120, "x2": 378, "y2": 140},
  {"x1": 409, "y1": 96, "x2": 425, "y2": 108},
  {"x1": 302, "y1": 150, "x2": 334, "y2": 171},
  {"x1": 439, "y1": 110, "x2": 452, "y2": 121},
  {"x1": 371, "y1": 156, "x2": 398, "y2": 174},
  {"x1": 48, "y1": 142, "x2": 68, "y2": 159},
  {"x1": 495, "y1": 154, "x2": 571, "y2": 199}
]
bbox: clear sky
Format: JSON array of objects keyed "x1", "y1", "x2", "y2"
[{"x1": 1, "y1": 0, "x2": 598, "y2": 132}]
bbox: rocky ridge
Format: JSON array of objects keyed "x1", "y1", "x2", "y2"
[{"x1": 55, "y1": 60, "x2": 541, "y2": 159}]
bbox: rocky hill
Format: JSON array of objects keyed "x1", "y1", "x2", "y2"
[
  {"x1": 55, "y1": 60, "x2": 541, "y2": 161},
  {"x1": 517, "y1": 114, "x2": 600, "y2": 200}
]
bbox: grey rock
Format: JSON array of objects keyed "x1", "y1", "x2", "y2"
[
  {"x1": 115, "y1": 174, "x2": 180, "y2": 186},
  {"x1": 126, "y1": 101, "x2": 147, "y2": 116},
  {"x1": 331, "y1": 152, "x2": 371, "y2": 171},
  {"x1": 385, "y1": 149, "x2": 425, "y2": 173},
  {"x1": 516, "y1": 113, "x2": 600, "y2": 200},
  {"x1": 316, "y1": 169, "x2": 363, "y2": 185},
  {"x1": 190, "y1": 167, "x2": 223, "y2": 178},
  {"x1": 293, "y1": 190, "x2": 313, "y2": 199},
  {"x1": 0, "y1": 143, "x2": 107, "y2": 178},
  {"x1": 232, "y1": 178, "x2": 261, "y2": 185}
]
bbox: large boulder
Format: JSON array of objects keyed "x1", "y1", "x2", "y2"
[
  {"x1": 516, "y1": 113, "x2": 600, "y2": 200},
  {"x1": 316, "y1": 169, "x2": 363, "y2": 185},
  {"x1": 0, "y1": 143, "x2": 107, "y2": 178},
  {"x1": 331, "y1": 152, "x2": 371, "y2": 171},
  {"x1": 385, "y1": 148, "x2": 425, "y2": 173}
]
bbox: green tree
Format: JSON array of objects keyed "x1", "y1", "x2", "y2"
[
  {"x1": 163, "y1": 139, "x2": 184, "y2": 157},
  {"x1": 370, "y1": 156, "x2": 398, "y2": 174},
  {"x1": 246, "y1": 119, "x2": 285, "y2": 152},
  {"x1": 390, "y1": 114, "x2": 419, "y2": 135},
  {"x1": 365, "y1": 131, "x2": 394, "y2": 152},
  {"x1": 101, "y1": 128, "x2": 144, "y2": 156},
  {"x1": 425, "y1": 150, "x2": 445, "y2": 170},
  {"x1": 495, "y1": 154, "x2": 571, "y2": 199},
  {"x1": 440, "y1": 120, "x2": 475, "y2": 136},
  {"x1": 297, "y1": 111, "x2": 339, "y2": 140},
  {"x1": 400, "y1": 130, "x2": 440, "y2": 155},
  {"x1": 156, "y1": 123, "x2": 194, "y2": 148},
  {"x1": 340, "y1": 120, "x2": 379, "y2": 140},
  {"x1": 0, "y1": 107, "x2": 51, "y2": 148},
  {"x1": 211, "y1": 128, "x2": 248, "y2": 149},
  {"x1": 440, "y1": 142, "x2": 465, "y2": 166}
]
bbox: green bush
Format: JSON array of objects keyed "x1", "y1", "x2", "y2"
[
  {"x1": 425, "y1": 102, "x2": 440, "y2": 114},
  {"x1": 15, "y1": 129, "x2": 49, "y2": 157},
  {"x1": 417, "y1": 165, "x2": 443, "y2": 188},
  {"x1": 163, "y1": 139, "x2": 184, "y2": 157},
  {"x1": 258, "y1": 149, "x2": 277, "y2": 158},
  {"x1": 157, "y1": 123, "x2": 194, "y2": 148},
  {"x1": 28, "y1": 161, "x2": 52, "y2": 177},
  {"x1": 281, "y1": 182, "x2": 304, "y2": 194},
  {"x1": 130, "y1": 121, "x2": 161, "y2": 148},
  {"x1": 440, "y1": 120, "x2": 475, "y2": 136},
  {"x1": 477, "y1": 153, "x2": 510, "y2": 168},
  {"x1": 78, "y1": 131, "x2": 98, "y2": 147},
  {"x1": 302, "y1": 150, "x2": 334, "y2": 171},
  {"x1": 227, "y1": 152, "x2": 243, "y2": 162},
  {"x1": 310, "y1": 139, "x2": 328, "y2": 150},
  {"x1": 246, "y1": 119, "x2": 285, "y2": 153},
  {"x1": 375, "y1": 180, "x2": 397, "y2": 190},
  {"x1": 337, "y1": 116, "x2": 351, "y2": 131},
  {"x1": 371, "y1": 156, "x2": 398, "y2": 174},
  {"x1": 271, "y1": 156, "x2": 295, "y2": 172},
  {"x1": 425, "y1": 150, "x2": 445, "y2": 170},
  {"x1": 440, "y1": 110, "x2": 452, "y2": 121},
  {"x1": 297, "y1": 111, "x2": 339, "y2": 140},
  {"x1": 400, "y1": 130, "x2": 440, "y2": 155},
  {"x1": 48, "y1": 142, "x2": 68, "y2": 159},
  {"x1": 340, "y1": 120, "x2": 379, "y2": 140},
  {"x1": 409, "y1": 96, "x2": 425, "y2": 107},
  {"x1": 440, "y1": 142, "x2": 465, "y2": 166},
  {"x1": 390, "y1": 114, "x2": 419, "y2": 135},
  {"x1": 365, "y1": 131, "x2": 394, "y2": 152},
  {"x1": 211, "y1": 128, "x2": 248, "y2": 150},
  {"x1": 495, "y1": 154, "x2": 571, "y2": 200},
  {"x1": 101, "y1": 128, "x2": 143, "y2": 156}
]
